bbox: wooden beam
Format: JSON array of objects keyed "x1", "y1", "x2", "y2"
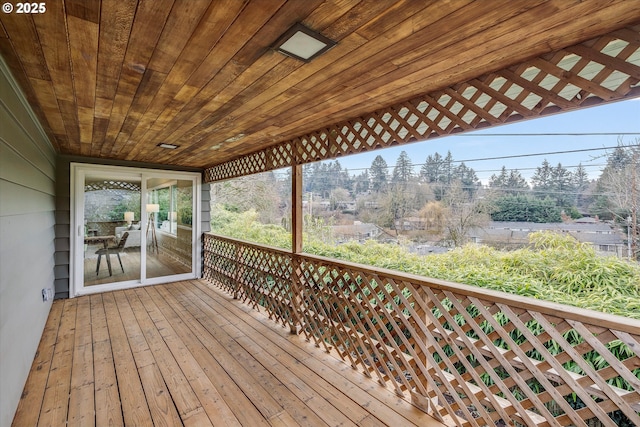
[{"x1": 291, "y1": 163, "x2": 303, "y2": 254}]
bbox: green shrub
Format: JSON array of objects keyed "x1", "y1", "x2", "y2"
[{"x1": 210, "y1": 210, "x2": 640, "y2": 319}]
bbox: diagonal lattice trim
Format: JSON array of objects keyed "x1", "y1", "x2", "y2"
[{"x1": 205, "y1": 24, "x2": 640, "y2": 183}]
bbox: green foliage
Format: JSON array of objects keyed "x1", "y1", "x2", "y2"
[
  {"x1": 491, "y1": 195, "x2": 562, "y2": 223},
  {"x1": 210, "y1": 207, "x2": 292, "y2": 249},
  {"x1": 213, "y1": 210, "x2": 640, "y2": 319}
]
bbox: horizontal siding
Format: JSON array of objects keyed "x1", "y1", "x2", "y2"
[
  {"x1": 0, "y1": 56, "x2": 56, "y2": 427},
  {"x1": 0, "y1": 142, "x2": 54, "y2": 195}
]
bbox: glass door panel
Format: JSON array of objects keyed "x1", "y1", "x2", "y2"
[
  {"x1": 83, "y1": 173, "x2": 141, "y2": 287},
  {"x1": 146, "y1": 178, "x2": 193, "y2": 280}
]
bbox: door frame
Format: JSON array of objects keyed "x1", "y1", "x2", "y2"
[{"x1": 70, "y1": 163, "x2": 201, "y2": 297}]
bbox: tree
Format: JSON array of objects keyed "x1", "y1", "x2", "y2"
[
  {"x1": 489, "y1": 167, "x2": 529, "y2": 196},
  {"x1": 369, "y1": 155, "x2": 389, "y2": 192},
  {"x1": 418, "y1": 201, "x2": 445, "y2": 233},
  {"x1": 572, "y1": 163, "x2": 591, "y2": 211},
  {"x1": 420, "y1": 152, "x2": 444, "y2": 183},
  {"x1": 531, "y1": 159, "x2": 554, "y2": 196},
  {"x1": 392, "y1": 151, "x2": 413, "y2": 184},
  {"x1": 506, "y1": 170, "x2": 530, "y2": 194},
  {"x1": 420, "y1": 151, "x2": 455, "y2": 200},
  {"x1": 353, "y1": 169, "x2": 370, "y2": 194},
  {"x1": 329, "y1": 188, "x2": 351, "y2": 210},
  {"x1": 443, "y1": 181, "x2": 491, "y2": 247},
  {"x1": 597, "y1": 141, "x2": 640, "y2": 258},
  {"x1": 550, "y1": 162, "x2": 573, "y2": 208},
  {"x1": 531, "y1": 159, "x2": 579, "y2": 212},
  {"x1": 388, "y1": 151, "x2": 415, "y2": 234},
  {"x1": 491, "y1": 195, "x2": 562, "y2": 223},
  {"x1": 211, "y1": 171, "x2": 283, "y2": 224},
  {"x1": 489, "y1": 166, "x2": 509, "y2": 189},
  {"x1": 454, "y1": 162, "x2": 480, "y2": 196}
]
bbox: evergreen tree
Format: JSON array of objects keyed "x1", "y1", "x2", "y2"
[
  {"x1": 389, "y1": 151, "x2": 415, "y2": 233},
  {"x1": 370, "y1": 155, "x2": 389, "y2": 192},
  {"x1": 454, "y1": 162, "x2": 480, "y2": 196},
  {"x1": 420, "y1": 151, "x2": 454, "y2": 184},
  {"x1": 531, "y1": 159, "x2": 553, "y2": 195},
  {"x1": 572, "y1": 163, "x2": 591, "y2": 210},
  {"x1": 507, "y1": 170, "x2": 530, "y2": 194},
  {"x1": 421, "y1": 151, "x2": 456, "y2": 200},
  {"x1": 443, "y1": 151, "x2": 454, "y2": 184},
  {"x1": 550, "y1": 162, "x2": 573, "y2": 207},
  {"x1": 490, "y1": 167, "x2": 529, "y2": 195},
  {"x1": 354, "y1": 169, "x2": 370, "y2": 194},
  {"x1": 392, "y1": 151, "x2": 413, "y2": 184},
  {"x1": 420, "y1": 152, "x2": 444, "y2": 183},
  {"x1": 491, "y1": 195, "x2": 562, "y2": 223},
  {"x1": 489, "y1": 166, "x2": 509, "y2": 189},
  {"x1": 532, "y1": 159, "x2": 576, "y2": 210}
]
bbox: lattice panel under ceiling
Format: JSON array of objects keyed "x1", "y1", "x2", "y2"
[
  {"x1": 84, "y1": 180, "x2": 141, "y2": 192},
  {"x1": 205, "y1": 25, "x2": 640, "y2": 183}
]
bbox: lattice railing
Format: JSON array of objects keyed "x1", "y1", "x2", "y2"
[
  {"x1": 204, "y1": 24, "x2": 640, "y2": 182},
  {"x1": 203, "y1": 234, "x2": 640, "y2": 427}
]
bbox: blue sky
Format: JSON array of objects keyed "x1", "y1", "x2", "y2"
[{"x1": 337, "y1": 98, "x2": 640, "y2": 184}]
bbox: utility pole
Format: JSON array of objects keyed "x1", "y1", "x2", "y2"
[
  {"x1": 628, "y1": 216, "x2": 633, "y2": 259},
  {"x1": 631, "y1": 150, "x2": 638, "y2": 260}
]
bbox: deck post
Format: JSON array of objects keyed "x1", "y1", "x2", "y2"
[
  {"x1": 410, "y1": 286, "x2": 432, "y2": 414},
  {"x1": 290, "y1": 164, "x2": 304, "y2": 334}
]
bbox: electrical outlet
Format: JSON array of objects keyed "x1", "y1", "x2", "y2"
[{"x1": 42, "y1": 288, "x2": 54, "y2": 302}]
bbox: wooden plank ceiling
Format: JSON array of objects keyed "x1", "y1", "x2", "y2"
[{"x1": 1, "y1": 0, "x2": 640, "y2": 171}]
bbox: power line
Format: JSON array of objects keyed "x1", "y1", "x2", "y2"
[
  {"x1": 457, "y1": 147, "x2": 624, "y2": 164},
  {"x1": 306, "y1": 143, "x2": 640, "y2": 173}
]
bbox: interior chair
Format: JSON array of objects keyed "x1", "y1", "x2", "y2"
[{"x1": 95, "y1": 232, "x2": 129, "y2": 276}]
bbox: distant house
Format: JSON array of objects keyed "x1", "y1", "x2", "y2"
[
  {"x1": 332, "y1": 222, "x2": 382, "y2": 242},
  {"x1": 469, "y1": 220, "x2": 625, "y2": 256},
  {"x1": 335, "y1": 200, "x2": 357, "y2": 212},
  {"x1": 394, "y1": 217, "x2": 426, "y2": 231}
]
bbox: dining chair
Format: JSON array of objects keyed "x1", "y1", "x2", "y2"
[{"x1": 95, "y1": 232, "x2": 129, "y2": 276}]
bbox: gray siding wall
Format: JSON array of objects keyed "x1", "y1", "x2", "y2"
[{"x1": 0, "y1": 58, "x2": 57, "y2": 427}]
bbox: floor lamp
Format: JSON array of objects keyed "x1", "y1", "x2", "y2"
[{"x1": 146, "y1": 204, "x2": 159, "y2": 253}]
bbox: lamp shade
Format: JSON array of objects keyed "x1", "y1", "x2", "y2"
[
  {"x1": 124, "y1": 211, "x2": 134, "y2": 222},
  {"x1": 169, "y1": 211, "x2": 177, "y2": 221},
  {"x1": 146, "y1": 203, "x2": 160, "y2": 213}
]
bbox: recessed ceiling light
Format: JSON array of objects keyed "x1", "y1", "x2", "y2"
[
  {"x1": 272, "y1": 23, "x2": 336, "y2": 62},
  {"x1": 158, "y1": 143, "x2": 179, "y2": 149}
]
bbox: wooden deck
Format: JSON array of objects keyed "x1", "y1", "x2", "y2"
[{"x1": 12, "y1": 280, "x2": 444, "y2": 427}]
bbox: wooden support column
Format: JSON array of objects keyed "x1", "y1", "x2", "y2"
[
  {"x1": 292, "y1": 163, "x2": 303, "y2": 254},
  {"x1": 290, "y1": 163, "x2": 304, "y2": 334}
]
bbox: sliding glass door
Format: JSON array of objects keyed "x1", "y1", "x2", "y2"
[
  {"x1": 71, "y1": 164, "x2": 200, "y2": 296},
  {"x1": 145, "y1": 177, "x2": 194, "y2": 280}
]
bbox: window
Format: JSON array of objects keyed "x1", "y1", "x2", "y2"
[{"x1": 148, "y1": 180, "x2": 193, "y2": 236}]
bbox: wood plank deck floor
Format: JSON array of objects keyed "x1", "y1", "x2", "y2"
[{"x1": 12, "y1": 280, "x2": 445, "y2": 427}]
